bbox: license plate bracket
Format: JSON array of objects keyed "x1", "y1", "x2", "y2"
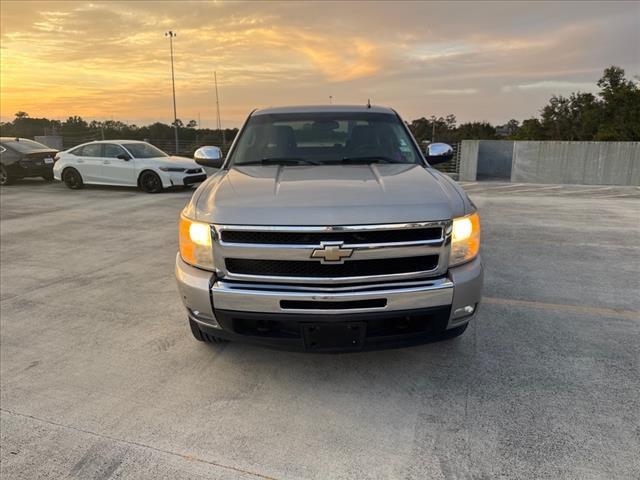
[{"x1": 302, "y1": 322, "x2": 366, "y2": 351}]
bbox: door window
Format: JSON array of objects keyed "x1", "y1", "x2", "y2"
[
  {"x1": 103, "y1": 144, "x2": 127, "y2": 158},
  {"x1": 77, "y1": 144, "x2": 102, "y2": 157}
]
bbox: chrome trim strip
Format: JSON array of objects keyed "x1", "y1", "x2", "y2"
[
  {"x1": 221, "y1": 269, "x2": 443, "y2": 285},
  {"x1": 215, "y1": 221, "x2": 447, "y2": 233},
  {"x1": 218, "y1": 278, "x2": 448, "y2": 293},
  {"x1": 220, "y1": 241, "x2": 443, "y2": 262},
  {"x1": 211, "y1": 278, "x2": 454, "y2": 314}
]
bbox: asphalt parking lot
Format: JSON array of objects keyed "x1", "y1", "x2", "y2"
[{"x1": 1, "y1": 179, "x2": 639, "y2": 480}]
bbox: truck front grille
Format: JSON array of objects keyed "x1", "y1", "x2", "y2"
[
  {"x1": 225, "y1": 256, "x2": 439, "y2": 278},
  {"x1": 212, "y1": 222, "x2": 451, "y2": 284}
]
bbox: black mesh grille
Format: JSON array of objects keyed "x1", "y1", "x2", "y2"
[
  {"x1": 220, "y1": 228, "x2": 442, "y2": 245},
  {"x1": 225, "y1": 255, "x2": 438, "y2": 277}
]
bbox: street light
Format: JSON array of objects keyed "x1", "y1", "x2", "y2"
[{"x1": 165, "y1": 31, "x2": 179, "y2": 154}]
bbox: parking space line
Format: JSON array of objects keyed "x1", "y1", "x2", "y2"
[
  {"x1": 496, "y1": 185, "x2": 564, "y2": 195},
  {"x1": 484, "y1": 296, "x2": 640, "y2": 320},
  {"x1": 482, "y1": 183, "x2": 527, "y2": 191},
  {"x1": 558, "y1": 186, "x2": 617, "y2": 195},
  {"x1": 595, "y1": 193, "x2": 640, "y2": 199}
]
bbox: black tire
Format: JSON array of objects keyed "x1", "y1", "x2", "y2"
[
  {"x1": 63, "y1": 168, "x2": 84, "y2": 189},
  {"x1": 441, "y1": 322, "x2": 469, "y2": 340},
  {"x1": 139, "y1": 171, "x2": 163, "y2": 193},
  {"x1": 42, "y1": 173, "x2": 54, "y2": 182},
  {"x1": 189, "y1": 318, "x2": 228, "y2": 344},
  {"x1": 0, "y1": 165, "x2": 14, "y2": 186}
]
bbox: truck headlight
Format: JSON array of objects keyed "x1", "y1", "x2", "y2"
[
  {"x1": 179, "y1": 216, "x2": 215, "y2": 270},
  {"x1": 449, "y1": 212, "x2": 480, "y2": 267}
]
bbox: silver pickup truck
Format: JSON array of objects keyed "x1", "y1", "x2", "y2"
[{"x1": 176, "y1": 105, "x2": 482, "y2": 351}]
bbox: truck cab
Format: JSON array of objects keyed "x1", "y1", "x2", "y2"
[{"x1": 176, "y1": 105, "x2": 483, "y2": 351}]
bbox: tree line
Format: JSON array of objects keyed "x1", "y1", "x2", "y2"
[
  {"x1": 1, "y1": 66, "x2": 637, "y2": 152},
  {"x1": 409, "y1": 66, "x2": 639, "y2": 144}
]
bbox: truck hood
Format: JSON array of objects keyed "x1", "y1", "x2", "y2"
[{"x1": 190, "y1": 164, "x2": 467, "y2": 225}]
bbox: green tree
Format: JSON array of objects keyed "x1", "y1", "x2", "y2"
[
  {"x1": 452, "y1": 122, "x2": 496, "y2": 140},
  {"x1": 595, "y1": 66, "x2": 640, "y2": 140},
  {"x1": 513, "y1": 118, "x2": 545, "y2": 140}
]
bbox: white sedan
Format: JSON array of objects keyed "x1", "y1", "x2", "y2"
[{"x1": 53, "y1": 140, "x2": 207, "y2": 193}]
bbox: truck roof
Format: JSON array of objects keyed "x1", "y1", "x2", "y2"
[{"x1": 252, "y1": 105, "x2": 397, "y2": 116}]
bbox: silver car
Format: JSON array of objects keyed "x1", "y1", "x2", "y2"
[{"x1": 176, "y1": 105, "x2": 483, "y2": 351}]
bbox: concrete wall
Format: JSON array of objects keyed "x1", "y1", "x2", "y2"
[
  {"x1": 459, "y1": 140, "x2": 479, "y2": 181},
  {"x1": 511, "y1": 141, "x2": 640, "y2": 186},
  {"x1": 477, "y1": 140, "x2": 514, "y2": 180},
  {"x1": 34, "y1": 135, "x2": 64, "y2": 150},
  {"x1": 458, "y1": 140, "x2": 639, "y2": 185}
]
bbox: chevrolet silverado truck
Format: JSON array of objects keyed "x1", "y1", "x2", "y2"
[{"x1": 176, "y1": 105, "x2": 482, "y2": 351}]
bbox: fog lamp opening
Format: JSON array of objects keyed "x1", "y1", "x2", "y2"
[{"x1": 453, "y1": 304, "x2": 476, "y2": 319}]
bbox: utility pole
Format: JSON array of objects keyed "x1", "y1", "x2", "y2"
[
  {"x1": 214, "y1": 71, "x2": 224, "y2": 148},
  {"x1": 165, "y1": 31, "x2": 179, "y2": 154},
  {"x1": 329, "y1": 95, "x2": 333, "y2": 104}
]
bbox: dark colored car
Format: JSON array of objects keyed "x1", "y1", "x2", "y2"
[{"x1": 0, "y1": 137, "x2": 58, "y2": 185}]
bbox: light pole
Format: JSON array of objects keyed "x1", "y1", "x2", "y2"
[{"x1": 165, "y1": 31, "x2": 179, "y2": 154}]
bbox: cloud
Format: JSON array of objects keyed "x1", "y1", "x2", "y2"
[
  {"x1": 502, "y1": 81, "x2": 597, "y2": 93},
  {"x1": 428, "y1": 89, "x2": 478, "y2": 95}
]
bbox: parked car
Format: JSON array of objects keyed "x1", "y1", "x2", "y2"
[
  {"x1": 53, "y1": 140, "x2": 207, "y2": 193},
  {"x1": 176, "y1": 105, "x2": 483, "y2": 351},
  {"x1": 0, "y1": 137, "x2": 57, "y2": 185}
]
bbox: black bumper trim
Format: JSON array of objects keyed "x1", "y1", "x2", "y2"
[
  {"x1": 195, "y1": 306, "x2": 452, "y2": 352},
  {"x1": 183, "y1": 174, "x2": 207, "y2": 185}
]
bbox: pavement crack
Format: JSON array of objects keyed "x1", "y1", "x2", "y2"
[{"x1": 0, "y1": 408, "x2": 279, "y2": 480}]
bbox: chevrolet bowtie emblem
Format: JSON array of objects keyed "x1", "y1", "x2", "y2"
[{"x1": 311, "y1": 242, "x2": 354, "y2": 263}]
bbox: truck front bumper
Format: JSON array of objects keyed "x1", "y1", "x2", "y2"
[{"x1": 175, "y1": 254, "x2": 483, "y2": 351}]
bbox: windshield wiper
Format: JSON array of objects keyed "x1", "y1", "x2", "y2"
[
  {"x1": 340, "y1": 156, "x2": 397, "y2": 164},
  {"x1": 239, "y1": 157, "x2": 320, "y2": 165}
]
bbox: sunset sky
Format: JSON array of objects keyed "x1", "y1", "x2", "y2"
[{"x1": 1, "y1": 0, "x2": 638, "y2": 127}]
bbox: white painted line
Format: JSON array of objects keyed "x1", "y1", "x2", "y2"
[
  {"x1": 502, "y1": 185, "x2": 564, "y2": 194},
  {"x1": 483, "y1": 183, "x2": 528, "y2": 191},
  {"x1": 595, "y1": 193, "x2": 640, "y2": 199},
  {"x1": 559, "y1": 186, "x2": 616, "y2": 195}
]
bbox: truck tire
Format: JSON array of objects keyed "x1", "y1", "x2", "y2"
[{"x1": 189, "y1": 318, "x2": 228, "y2": 344}]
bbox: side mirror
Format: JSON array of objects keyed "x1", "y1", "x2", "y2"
[
  {"x1": 194, "y1": 146, "x2": 223, "y2": 168},
  {"x1": 116, "y1": 154, "x2": 131, "y2": 161},
  {"x1": 425, "y1": 142, "x2": 454, "y2": 165}
]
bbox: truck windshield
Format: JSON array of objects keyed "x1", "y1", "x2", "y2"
[{"x1": 229, "y1": 112, "x2": 422, "y2": 166}]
